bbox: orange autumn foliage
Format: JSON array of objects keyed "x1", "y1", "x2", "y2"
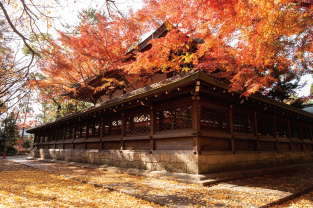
[{"x1": 34, "y1": 0, "x2": 313, "y2": 101}]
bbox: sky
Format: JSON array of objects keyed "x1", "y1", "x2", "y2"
[{"x1": 299, "y1": 74, "x2": 312, "y2": 97}]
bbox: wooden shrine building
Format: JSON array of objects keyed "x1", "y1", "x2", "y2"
[
  {"x1": 28, "y1": 70, "x2": 313, "y2": 174},
  {"x1": 28, "y1": 23, "x2": 313, "y2": 174}
]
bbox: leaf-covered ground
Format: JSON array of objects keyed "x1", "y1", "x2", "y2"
[
  {"x1": 277, "y1": 191, "x2": 313, "y2": 207},
  {"x1": 2, "y1": 157, "x2": 313, "y2": 207},
  {"x1": 0, "y1": 160, "x2": 160, "y2": 207}
]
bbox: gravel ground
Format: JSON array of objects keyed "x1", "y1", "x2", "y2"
[{"x1": 5, "y1": 157, "x2": 313, "y2": 207}]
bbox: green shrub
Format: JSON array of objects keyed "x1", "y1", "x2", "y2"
[
  {"x1": 22, "y1": 139, "x2": 33, "y2": 149},
  {"x1": 6, "y1": 146, "x2": 17, "y2": 156}
]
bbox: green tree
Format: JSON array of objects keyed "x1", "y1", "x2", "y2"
[{"x1": 0, "y1": 112, "x2": 20, "y2": 155}]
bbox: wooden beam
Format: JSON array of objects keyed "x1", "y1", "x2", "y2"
[
  {"x1": 62, "y1": 127, "x2": 66, "y2": 149},
  {"x1": 121, "y1": 113, "x2": 125, "y2": 151},
  {"x1": 150, "y1": 106, "x2": 155, "y2": 152},
  {"x1": 229, "y1": 106, "x2": 235, "y2": 153},
  {"x1": 273, "y1": 116, "x2": 278, "y2": 152},
  {"x1": 288, "y1": 120, "x2": 292, "y2": 151},
  {"x1": 300, "y1": 123, "x2": 304, "y2": 151},
  {"x1": 194, "y1": 81, "x2": 200, "y2": 96},
  {"x1": 85, "y1": 121, "x2": 89, "y2": 149},
  {"x1": 254, "y1": 111, "x2": 259, "y2": 152},
  {"x1": 72, "y1": 125, "x2": 76, "y2": 149},
  {"x1": 100, "y1": 118, "x2": 104, "y2": 150},
  {"x1": 192, "y1": 95, "x2": 201, "y2": 153}
]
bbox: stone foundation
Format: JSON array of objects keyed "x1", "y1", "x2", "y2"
[
  {"x1": 31, "y1": 149, "x2": 199, "y2": 174},
  {"x1": 198, "y1": 152, "x2": 313, "y2": 174},
  {"x1": 31, "y1": 149, "x2": 313, "y2": 174}
]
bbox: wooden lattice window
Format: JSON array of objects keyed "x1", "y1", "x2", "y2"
[
  {"x1": 126, "y1": 114, "x2": 150, "y2": 135},
  {"x1": 302, "y1": 125, "x2": 311, "y2": 140},
  {"x1": 290, "y1": 121, "x2": 301, "y2": 138},
  {"x1": 88, "y1": 123, "x2": 100, "y2": 138},
  {"x1": 200, "y1": 106, "x2": 229, "y2": 131},
  {"x1": 275, "y1": 118, "x2": 288, "y2": 138},
  {"x1": 65, "y1": 128, "x2": 73, "y2": 140},
  {"x1": 156, "y1": 105, "x2": 192, "y2": 131},
  {"x1": 233, "y1": 112, "x2": 254, "y2": 134},
  {"x1": 257, "y1": 113, "x2": 273, "y2": 136},
  {"x1": 103, "y1": 120, "x2": 122, "y2": 136}
]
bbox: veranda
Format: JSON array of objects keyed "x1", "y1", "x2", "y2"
[{"x1": 28, "y1": 71, "x2": 313, "y2": 174}]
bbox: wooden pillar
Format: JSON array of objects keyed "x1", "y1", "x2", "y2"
[
  {"x1": 310, "y1": 125, "x2": 313, "y2": 151},
  {"x1": 229, "y1": 106, "x2": 235, "y2": 153},
  {"x1": 72, "y1": 125, "x2": 76, "y2": 149},
  {"x1": 100, "y1": 118, "x2": 104, "y2": 150},
  {"x1": 73, "y1": 126, "x2": 76, "y2": 140},
  {"x1": 287, "y1": 120, "x2": 292, "y2": 151},
  {"x1": 192, "y1": 95, "x2": 201, "y2": 154},
  {"x1": 150, "y1": 106, "x2": 155, "y2": 152},
  {"x1": 85, "y1": 121, "x2": 89, "y2": 149},
  {"x1": 254, "y1": 111, "x2": 259, "y2": 152},
  {"x1": 273, "y1": 116, "x2": 278, "y2": 152},
  {"x1": 48, "y1": 129, "x2": 51, "y2": 142},
  {"x1": 300, "y1": 123, "x2": 304, "y2": 151},
  {"x1": 62, "y1": 126, "x2": 66, "y2": 149},
  {"x1": 121, "y1": 113, "x2": 125, "y2": 151}
]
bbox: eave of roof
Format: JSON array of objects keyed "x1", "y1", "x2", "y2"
[
  {"x1": 27, "y1": 70, "x2": 313, "y2": 133},
  {"x1": 27, "y1": 70, "x2": 200, "y2": 132}
]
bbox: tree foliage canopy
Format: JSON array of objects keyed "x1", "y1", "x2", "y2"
[{"x1": 33, "y1": 0, "x2": 313, "y2": 104}]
